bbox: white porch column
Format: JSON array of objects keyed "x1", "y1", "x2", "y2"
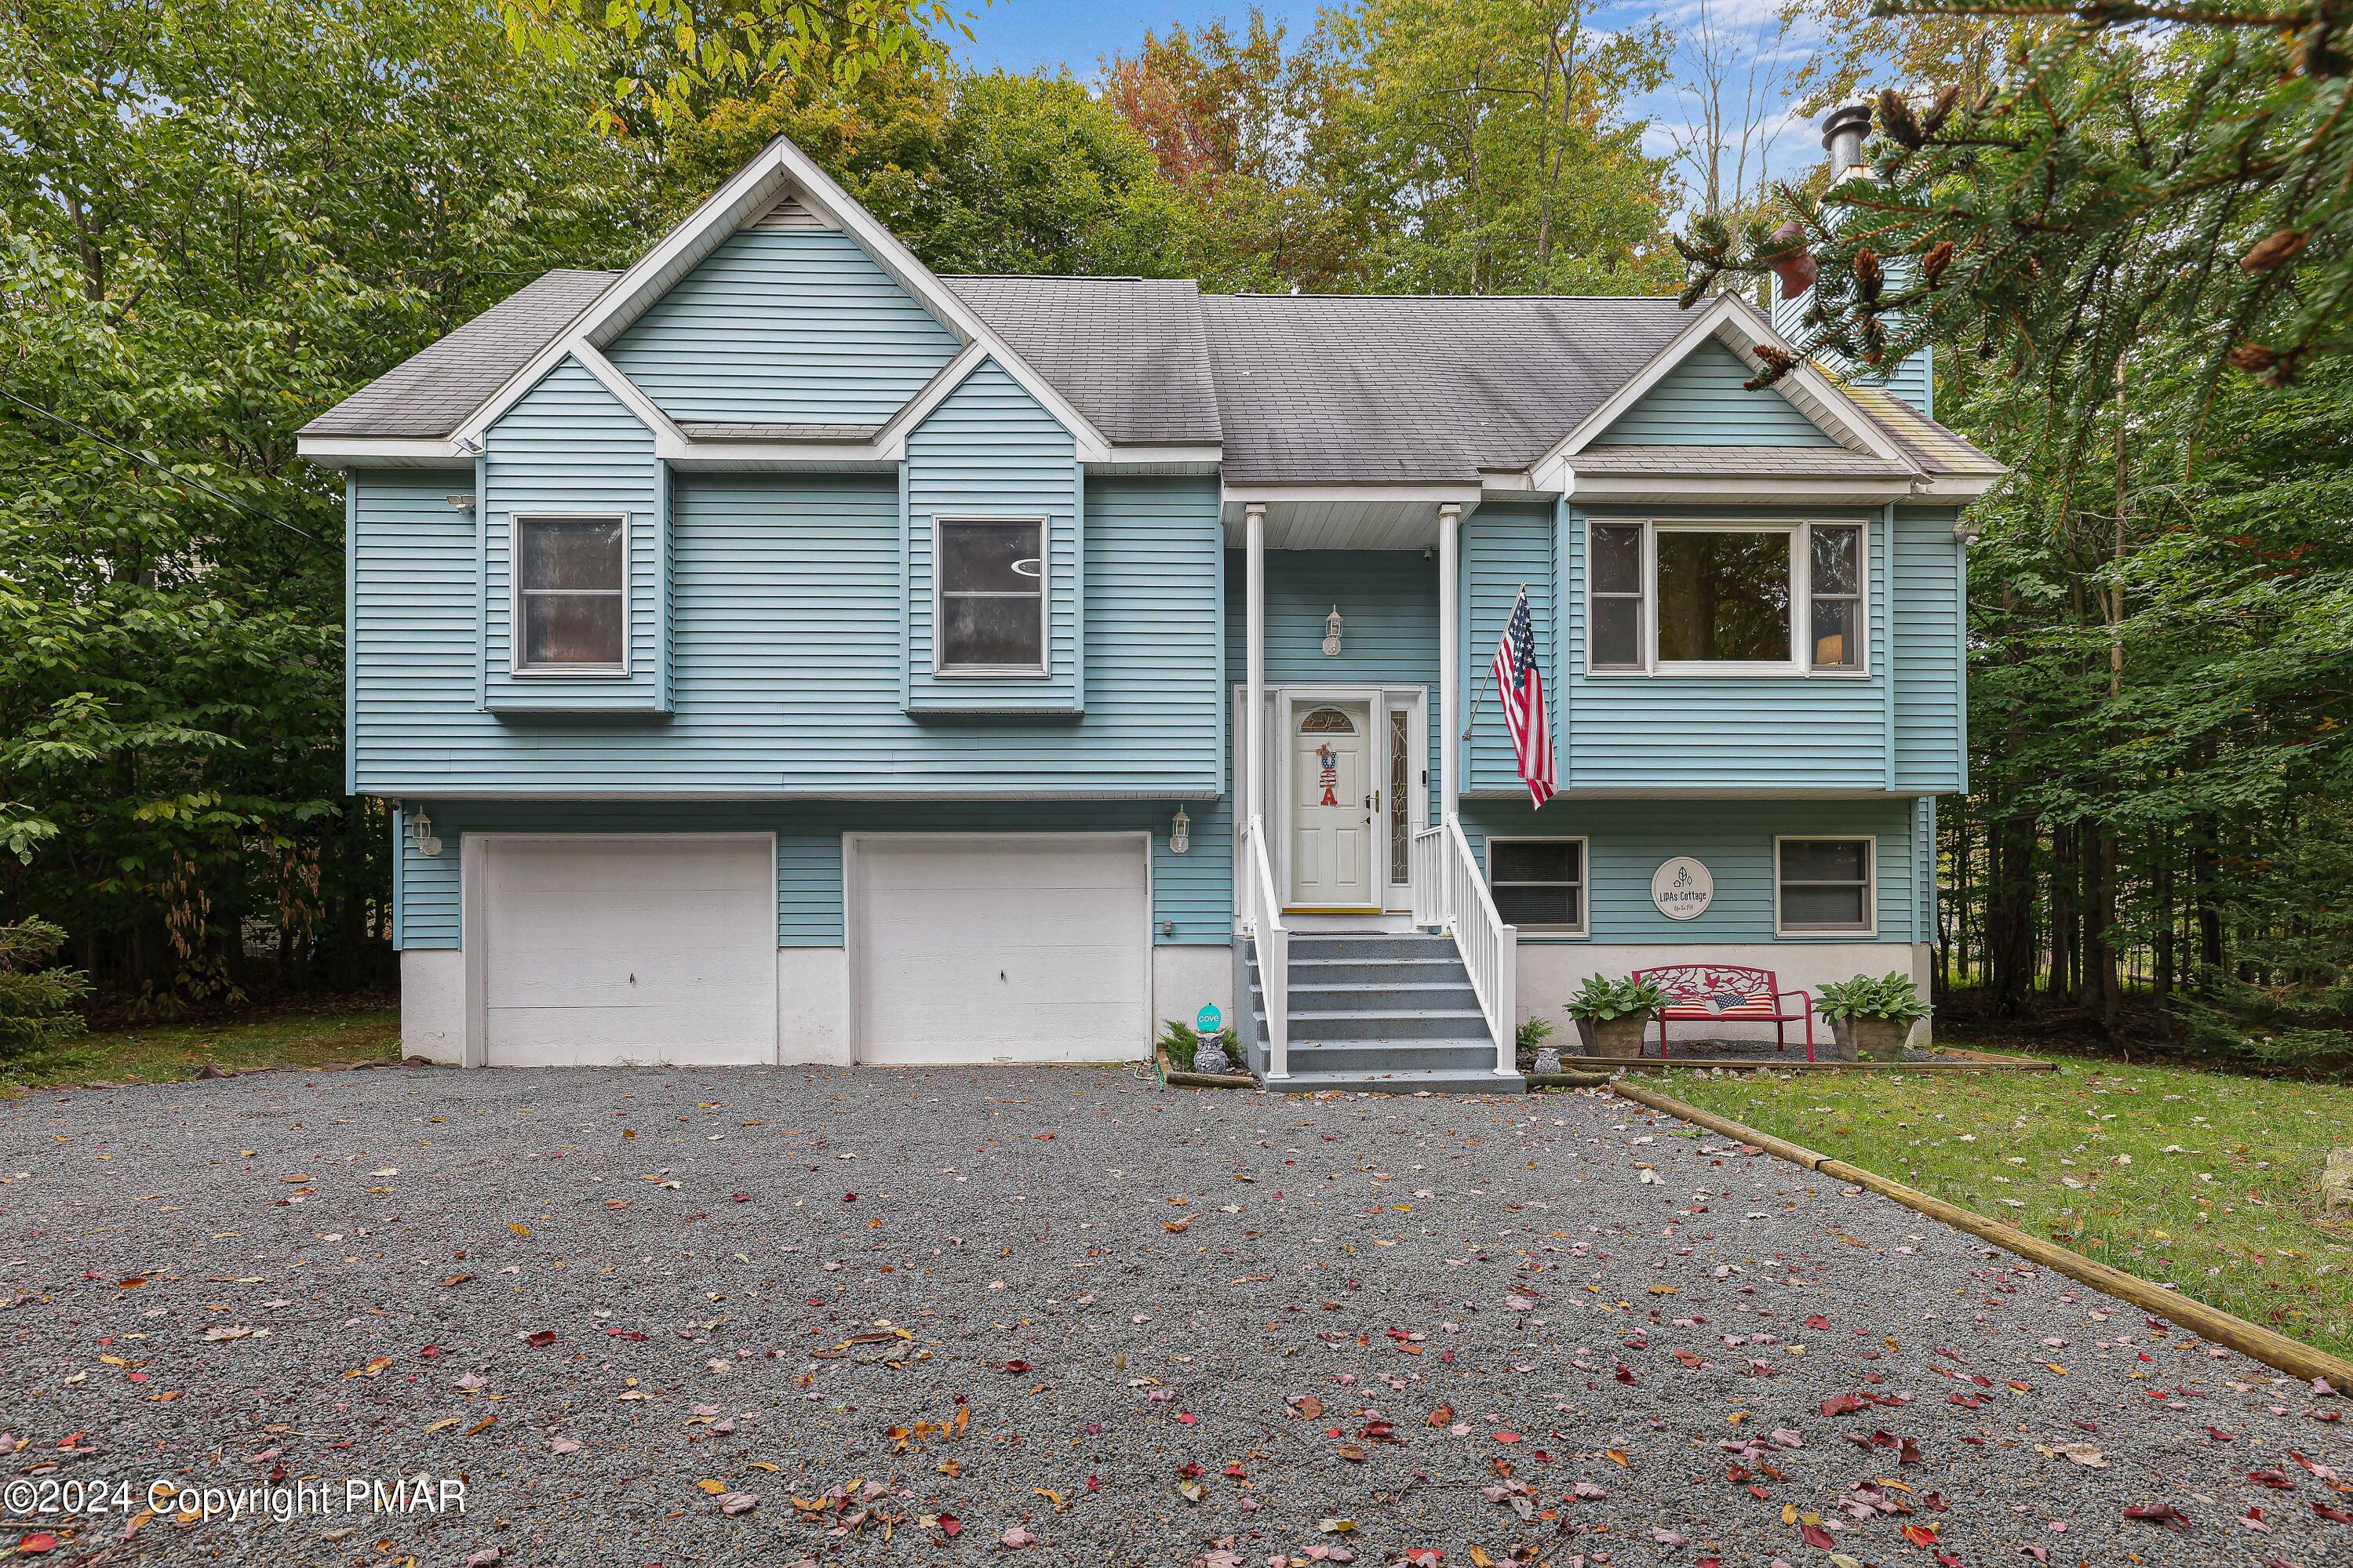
[
  {"x1": 1437, "y1": 501, "x2": 1462, "y2": 822},
  {"x1": 1244, "y1": 502, "x2": 1267, "y2": 829}
]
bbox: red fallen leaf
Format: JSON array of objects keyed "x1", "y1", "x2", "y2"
[
  {"x1": 2248, "y1": 1471, "x2": 2294, "y2": 1489},
  {"x1": 1223, "y1": 1464, "x2": 1247, "y2": 1479},
  {"x1": 938, "y1": 1512, "x2": 962, "y2": 1537},
  {"x1": 1948, "y1": 1394, "x2": 1981, "y2": 1408},
  {"x1": 2019, "y1": 1548, "x2": 2050, "y2": 1564},
  {"x1": 1901, "y1": 1524, "x2": 1940, "y2": 1547},
  {"x1": 731, "y1": 1192, "x2": 750, "y2": 1202},
  {"x1": 1799, "y1": 1523, "x2": 1835, "y2": 1549},
  {"x1": 1290, "y1": 1395, "x2": 1325, "y2": 1420},
  {"x1": 1175, "y1": 1412, "x2": 1198, "y2": 1424},
  {"x1": 2124, "y1": 1504, "x2": 2191, "y2": 1530},
  {"x1": 1003, "y1": 1360, "x2": 1031, "y2": 1373},
  {"x1": 525, "y1": 1330, "x2": 558, "y2": 1348},
  {"x1": 1085, "y1": 1476, "x2": 1100, "y2": 1492},
  {"x1": 2207, "y1": 1427, "x2": 2239, "y2": 1441},
  {"x1": 1805, "y1": 1314, "x2": 1830, "y2": 1330},
  {"x1": 1922, "y1": 1491, "x2": 1950, "y2": 1512},
  {"x1": 1899, "y1": 1437, "x2": 1925, "y2": 1464},
  {"x1": 2316, "y1": 1502, "x2": 2353, "y2": 1525},
  {"x1": 17, "y1": 1536, "x2": 59, "y2": 1556},
  {"x1": 1492, "y1": 1431, "x2": 1521, "y2": 1443},
  {"x1": 417, "y1": 1345, "x2": 444, "y2": 1359},
  {"x1": 1675, "y1": 1350, "x2": 1705, "y2": 1370},
  {"x1": 1822, "y1": 1392, "x2": 1867, "y2": 1417},
  {"x1": 842, "y1": 1193, "x2": 856, "y2": 1202},
  {"x1": 1175, "y1": 1461, "x2": 1204, "y2": 1478},
  {"x1": 1614, "y1": 1366, "x2": 1637, "y2": 1385},
  {"x1": 1423, "y1": 1402, "x2": 1450, "y2": 1426}
]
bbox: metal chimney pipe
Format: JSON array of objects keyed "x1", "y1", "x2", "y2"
[{"x1": 1822, "y1": 100, "x2": 1872, "y2": 184}]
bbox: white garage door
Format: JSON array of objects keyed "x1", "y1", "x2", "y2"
[
  {"x1": 479, "y1": 835, "x2": 776, "y2": 1066},
  {"x1": 852, "y1": 835, "x2": 1149, "y2": 1064}
]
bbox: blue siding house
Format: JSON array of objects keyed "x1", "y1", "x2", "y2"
[{"x1": 303, "y1": 135, "x2": 2001, "y2": 1089}]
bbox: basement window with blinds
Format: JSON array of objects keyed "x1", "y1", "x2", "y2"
[{"x1": 1485, "y1": 839, "x2": 1586, "y2": 932}]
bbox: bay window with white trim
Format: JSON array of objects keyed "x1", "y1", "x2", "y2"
[
  {"x1": 935, "y1": 516, "x2": 1047, "y2": 675},
  {"x1": 1585, "y1": 518, "x2": 1867, "y2": 675},
  {"x1": 514, "y1": 515, "x2": 628, "y2": 673}
]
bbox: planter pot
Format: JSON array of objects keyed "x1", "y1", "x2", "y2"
[
  {"x1": 1833, "y1": 1016, "x2": 1909, "y2": 1063},
  {"x1": 1575, "y1": 1013, "x2": 1649, "y2": 1061}
]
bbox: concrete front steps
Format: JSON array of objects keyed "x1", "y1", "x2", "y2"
[{"x1": 1241, "y1": 932, "x2": 1527, "y2": 1093}]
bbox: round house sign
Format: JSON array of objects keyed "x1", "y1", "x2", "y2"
[{"x1": 1650, "y1": 857, "x2": 1714, "y2": 920}]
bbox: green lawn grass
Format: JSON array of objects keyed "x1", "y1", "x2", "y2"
[
  {"x1": 1647, "y1": 1057, "x2": 2353, "y2": 1359},
  {"x1": 1, "y1": 1006, "x2": 399, "y2": 1096}
]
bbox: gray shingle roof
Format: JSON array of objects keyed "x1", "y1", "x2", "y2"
[
  {"x1": 942, "y1": 275, "x2": 1219, "y2": 445},
  {"x1": 1199, "y1": 294, "x2": 1692, "y2": 484},
  {"x1": 301, "y1": 270, "x2": 617, "y2": 438},
  {"x1": 299, "y1": 260, "x2": 2002, "y2": 486}
]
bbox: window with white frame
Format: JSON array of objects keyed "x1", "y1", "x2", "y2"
[
  {"x1": 1586, "y1": 520, "x2": 1866, "y2": 674},
  {"x1": 1776, "y1": 837, "x2": 1874, "y2": 933},
  {"x1": 516, "y1": 516, "x2": 626, "y2": 671},
  {"x1": 938, "y1": 518, "x2": 1046, "y2": 673},
  {"x1": 1486, "y1": 838, "x2": 1586, "y2": 931}
]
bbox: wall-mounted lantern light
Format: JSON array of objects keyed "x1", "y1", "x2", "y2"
[
  {"x1": 1322, "y1": 606, "x2": 1344, "y2": 657},
  {"x1": 409, "y1": 806, "x2": 444, "y2": 859},
  {"x1": 1169, "y1": 806, "x2": 1191, "y2": 855}
]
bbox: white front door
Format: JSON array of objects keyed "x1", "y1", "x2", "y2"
[{"x1": 1288, "y1": 700, "x2": 1376, "y2": 908}]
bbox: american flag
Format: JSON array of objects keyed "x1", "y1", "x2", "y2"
[{"x1": 1492, "y1": 585, "x2": 1555, "y2": 807}]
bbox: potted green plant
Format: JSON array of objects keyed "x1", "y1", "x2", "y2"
[
  {"x1": 1564, "y1": 974, "x2": 1666, "y2": 1060},
  {"x1": 1815, "y1": 973, "x2": 1929, "y2": 1062}
]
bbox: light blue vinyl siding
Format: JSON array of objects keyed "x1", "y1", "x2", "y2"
[
  {"x1": 1224, "y1": 549, "x2": 1443, "y2": 827},
  {"x1": 348, "y1": 471, "x2": 1222, "y2": 795},
  {"x1": 904, "y1": 362, "x2": 1081, "y2": 712},
  {"x1": 1774, "y1": 278, "x2": 1934, "y2": 417},
  {"x1": 1463, "y1": 504, "x2": 1556, "y2": 795},
  {"x1": 605, "y1": 229, "x2": 961, "y2": 426},
  {"x1": 1892, "y1": 508, "x2": 1966, "y2": 791},
  {"x1": 1556, "y1": 507, "x2": 1896, "y2": 791},
  {"x1": 391, "y1": 798, "x2": 1232, "y2": 949},
  {"x1": 1592, "y1": 340, "x2": 1838, "y2": 446},
  {"x1": 1457, "y1": 796, "x2": 1921, "y2": 944},
  {"x1": 480, "y1": 358, "x2": 666, "y2": 713}
]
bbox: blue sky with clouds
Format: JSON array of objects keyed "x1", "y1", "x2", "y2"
[{"x1": 949, "y1": 0, "x2": 1833, "y2": 209}]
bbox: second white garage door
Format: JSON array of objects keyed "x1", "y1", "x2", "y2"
[
  {"x1": 479, "y1": 835, "x2": 777, "y2": 1066},
  {"x1": 851, "y1": 835, "x2": 1149, "y2": 1064}
]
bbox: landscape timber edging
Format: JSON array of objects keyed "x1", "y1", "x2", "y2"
[
  {"x1": 1611, "y1": 1056, "x2": 2056, "y2": 1074},
  {"x1": 1609, "y1": 1079, "x2": 2353, "y2": 1397}
]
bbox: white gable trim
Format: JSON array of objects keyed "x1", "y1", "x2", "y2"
[
  {"x1": 448, "y1": 136, "x2": 1116, "y2": 462},
  {"x1": 1528, "y1": 293, "x2": 1913, "y2": 490}
]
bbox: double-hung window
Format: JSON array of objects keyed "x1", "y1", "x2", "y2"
[
  {"x1": 1586, "y1": 520, "x2": 1866, "y2": 675},
  {"x1": 1485, "y1": 839, "x2": 1586, "y2": 933},
  {"x1": 938, "y1": 518, "x2": 1046, "y2": 674},
  {"x1": 515, "y1": 515, "x2": 626, "y2": 671},
  {"x1": 1776, "y1": 837, "x2": 1875, "y2": 934}
]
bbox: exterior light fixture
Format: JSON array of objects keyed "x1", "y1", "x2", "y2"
[
  {"x1": 1169, "y1": 806, "x2": 1191, "y2": 854},
  {"x1": 1322, "y1": 605, "x2": 1343, "y2": 657},
  {"x1": 409, "y1": 806, "x2": 443, "y2": 859}
]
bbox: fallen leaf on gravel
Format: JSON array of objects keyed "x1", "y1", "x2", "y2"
[
  {"x1": 1178, "y1": 1479, "x2": 1207, "y2": 1502},
  {"x1": 2315, "y1": 1502, "x2": 2353, "y2": 1525},
  {"x1": 1638, "y1": 1170, "x2": 1663, "y2": 1184},
  {"x1": 508, "y1": 1223, "x2": 530, "y2": 1237},
  {"x1": 16, "y1": 1535, "x2": 57, "y2": 1555},
  {"x1": 1651, "y1": 1529, "x2": 1688, "y2": 1546},
  {"x1": 440, "y1": 1274, "x2": 472, "y2": 1287},
  {"x1": 2123, "y1": 1504, "x2": 2191, "y2": 1530},
  {"x1": 424, "y1": 1417, "x2": 460, "y2": 1433},
  {"x1": 718, "y1": 1492, "x2": 758, "y2": 1516},
  {"x1": 695, "y1": 1479, "x2": 727, "y2": 1494},
  {"x1": 2055, "y1": 1444, "x2": 2107, "y2": 1468},
  {"x1": 1571, "y1": 1482, "x2": 1605, "y2": 1501},
  {"x1": 1318, "y1": 1519, "x2": 1357, "y2": 1533},
  {"x1": 1798, "y1": 1523, "x2": 1834, "y2": 1549},
  {"x1": 464, "y1": 1549, "x2": 501, "y2": 1566},
  {"x1": 2247, "y1": 1470, "x2": 2293, "y2": 1489},
  {"x1": 1336, "y1": 1442, "x2": 1367, "y2": 1462},
  {"x1": 1289, "y1": 1394, "x2": 1325, "y2": 1420},
  {"x1": 548, "y1": 1439, "x2": 580, "y2": 1454},
  {"x1": 1164, "y1": 1214, "x2": 1193, "y2": 1232},
  {"x1": 524, "y1": 1330, "x2": 557, "y2": 1348},
  {"x1": 1000, "y1": 1526, "x2": 1037, "y2": 1548},
  {"x1": 2207, "y1": 1427, "x2": 2239, "y2": 1442},
  {"x1": 202, "y1": 1326, "x2": 257, "y2": 1341}
]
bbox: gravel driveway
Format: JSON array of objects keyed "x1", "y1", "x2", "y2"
[{"x1": 2, "y1": 1064, "x2": 2346, "y2": 1567}]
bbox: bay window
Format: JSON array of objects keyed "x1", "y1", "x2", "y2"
[
  {"x1": 1585, "y1": 519, "x2": 1866, "y2": 675},
  {"x1": 938, "y1": 518, "x2": 1046, "y2": 674},
  {"x1": 515, "y1": 515, "x2": 626, "y2": 671}
]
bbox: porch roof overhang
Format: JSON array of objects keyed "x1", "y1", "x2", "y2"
[{"x1": 1219, "y1": 483, "x2": 1485, "y2": 548}]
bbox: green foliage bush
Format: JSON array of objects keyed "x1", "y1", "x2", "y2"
[
  {"x1": 1156, "y1": 1018, "x2": 1239, "y2": 1071},
  {"x1": 0, "y1": 919, "x2": 89, "y2": 1062},
  {"x1": 1816, "y1": 973, "x2": 1931, "y2": 1024},
  {"x1": 1515, "y1": 1014, "x2": 1555, "y2": 1053},
  {"x1": 1564, "y1": 974, "x2": 1667, "y2": 1023}
]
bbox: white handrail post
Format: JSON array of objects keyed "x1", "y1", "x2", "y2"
[
  {"x1": 1244, "y1": 502, "x2": 1266, "y2": 830},
  {"x1": 1245, "y1": 814, "x2": 1288, "y2": 1082},
  {"x1": 1495, "y1": 922, "x2": 1518, "y2": 1076}
]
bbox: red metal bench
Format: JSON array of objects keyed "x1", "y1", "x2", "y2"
[{"x1": 1631, "y1": 964, "x2": 1816, "y2": 1062}]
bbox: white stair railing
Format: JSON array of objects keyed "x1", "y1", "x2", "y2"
[
  {"x1": 1410, "y1": 816, "x2": 1519, "y2": 1077},
  {"x1": 1240, "y1": 814, "x2": 1289, "y2": 1082}
]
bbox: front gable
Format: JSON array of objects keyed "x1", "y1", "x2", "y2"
[
  {"x1": 1589, "y1": 339, "x2": 1838, "y2": 448},
  {"x1": 606, "y1": 218, "x2": 962, "y2": 428}
]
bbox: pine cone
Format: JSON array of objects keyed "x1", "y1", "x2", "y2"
[
  {"x1": 1879, "y1": 89, "x2": 1925, "y2": 150},
  {"x1": 1855, "y1": 248, "x2": 1884, "y2": 303},
  {"x1": 2238, "y1": 230, "x2": 2307, "y2": 274},
  {"x1": 1920, "y1": 85, "x2": 1962, "y2": 136},
  {"x1": 1921, "y1": 239, "x2": 1957, "y2": 288}
]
